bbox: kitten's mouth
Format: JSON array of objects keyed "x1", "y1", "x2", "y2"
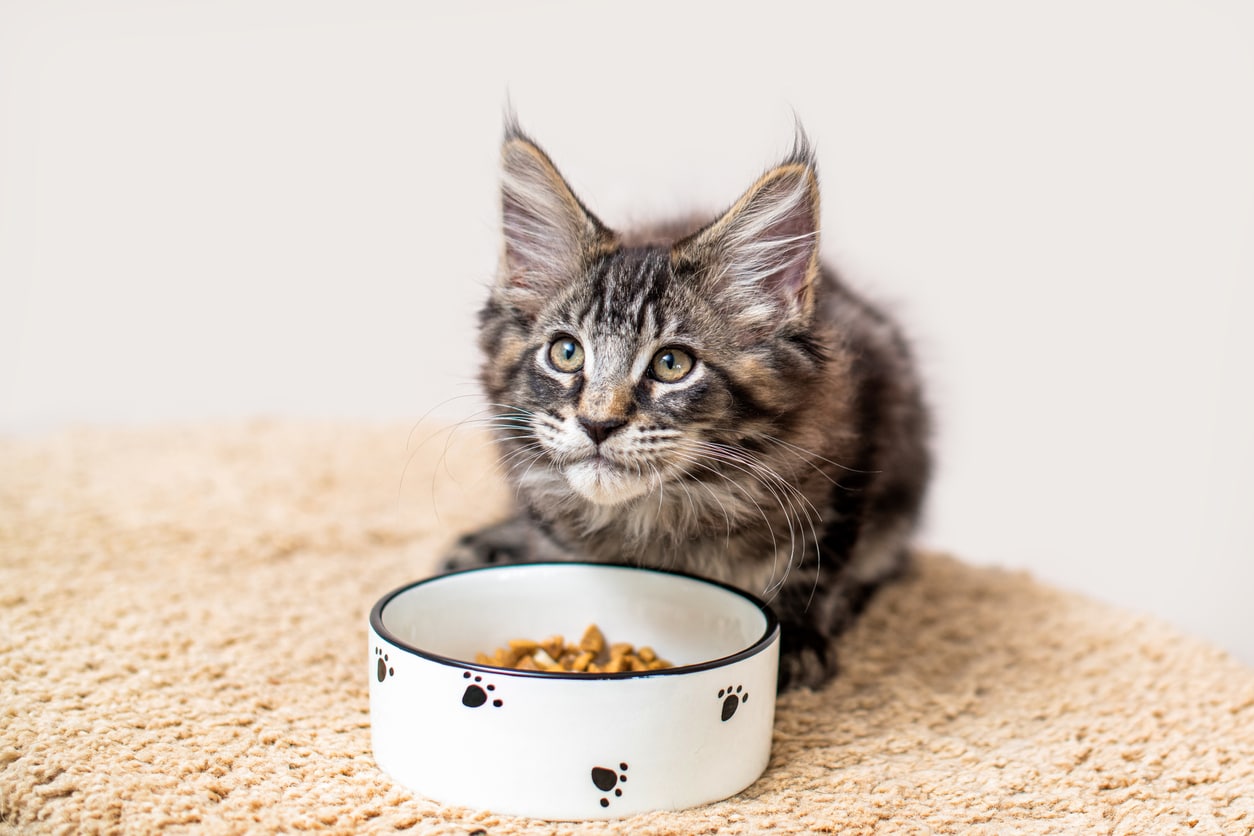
[{"x1": 563, "y1": 455, "x2": 651, "y2": 506}]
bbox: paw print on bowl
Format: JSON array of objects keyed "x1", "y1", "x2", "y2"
[
  {"x1": 718, "y1": 685, "x2": 747, "y2": 721},
  {"x1": 375, "y1": 647, "x2": 394, "y2": 683},
  {"x1": 461, "y1": 671, "x2": 503, "y2": 708},
  {"x1": 591, "y1": 762, "x2": 628, "y2": 808}
]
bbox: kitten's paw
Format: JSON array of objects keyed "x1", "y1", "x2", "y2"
[
  {"x1": 438, "y1": 536, "x2": 520, "y2": 573},
  {"x1": 776, "y1": 628, "x2": 838, "y2": 692},
  {"x1": 777, "y1": 647, "x2": 837, "y2": 692},
  {"x1": 437, "y1": 520, "x2": 532, "y2": 573}
]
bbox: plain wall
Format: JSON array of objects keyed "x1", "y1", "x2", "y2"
[{"x1": 3, "y1": 1, "x2": 1252, "y2": 665}]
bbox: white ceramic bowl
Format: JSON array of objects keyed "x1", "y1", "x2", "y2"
[{"x1": 368, "y1": 562, "x2": 780, "y2": 820}]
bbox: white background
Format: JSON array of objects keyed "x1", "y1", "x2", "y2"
[{"x1": 3, "y1": 2, "x2": 1252, "y2": 664}]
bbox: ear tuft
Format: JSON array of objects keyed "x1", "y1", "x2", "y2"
[
  {"x1": 498, "y1": 127, "x2": 616, "y2": 316},
  {"x1": 674, "y1": 147, "x2": 821, "y2": 330}
]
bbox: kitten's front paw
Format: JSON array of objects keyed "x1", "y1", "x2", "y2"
[
  {"x1": 776, "y1": 627, "x2": 838, "y2": 692},
  {"x1": 438, "y1": 536, "x2": 519, "y2": 573},
  {"x1": 777, "y1": 648, "x2": 836, "y2": 692},
  {"x1": 437, "y1": 520, "x2": 531, "y2": 574}
]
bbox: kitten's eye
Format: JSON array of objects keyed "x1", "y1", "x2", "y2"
[
  {"x1": 547, "y1": 335, "x2": 585, "y2": 373},
  {"x1": 650, "y1": 347, "x2": 695, "y2": 383}
]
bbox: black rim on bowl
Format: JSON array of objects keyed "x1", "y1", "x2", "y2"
[{"x1": 369, "y1": 562, "x2": 782, "y2": 681}]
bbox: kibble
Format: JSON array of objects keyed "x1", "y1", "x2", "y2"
[{"x1": 476, "y1": 624, "x2": 673, "y2": 673}]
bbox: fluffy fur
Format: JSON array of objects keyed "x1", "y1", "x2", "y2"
[{"x1": 442, "y1": 120, "x2": 931, "y2": 691}]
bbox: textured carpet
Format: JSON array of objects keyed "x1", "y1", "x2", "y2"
[{"x1": 2, "y1": 421, "x2": 1252, "y2": 835}]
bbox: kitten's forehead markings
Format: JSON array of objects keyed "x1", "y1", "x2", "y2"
[
  {"x1": 586, "y1": 249, "x2": 662, "y2": 326},
  {"x1": 580, "y1": 334, "x2": 638, "y2": 420}
]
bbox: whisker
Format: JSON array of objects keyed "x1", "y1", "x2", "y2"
[
  {"x1": 693, "y1": 443, "x2": 804, "y2": 592},
  {"x1": 757, "y1": 433, "x2": 879, "y2": 478},
  {"x1": 405, "y1": 392, "x2": 490, "y2": 453},
  {"x1": 404, "y1": 401, "x2": 547, "y2": 524},
  {"x1": 666, "y1": 453, "x2": 736, "y2": 554},
  {"x1": 667, "y1": 446, "x2": 785, "y2": 587},
  {"x1": 695, "y1": 440, "x2": 825, "y2": 606}
]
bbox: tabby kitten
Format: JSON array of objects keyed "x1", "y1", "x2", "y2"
[{"x1": 442, "y1": 121, "x2": 931, "y2": 691}]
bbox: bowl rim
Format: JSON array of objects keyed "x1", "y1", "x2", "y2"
[{"x1": 370, "y1": 561, "x2": 781, "y2": 681}]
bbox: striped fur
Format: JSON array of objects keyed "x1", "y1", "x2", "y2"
[{"x1": 444, "y1": 123, "x2": 931, "y2": 691}]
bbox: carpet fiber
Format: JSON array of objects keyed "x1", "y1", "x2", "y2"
[{"x1": 3, "y1": 422, "x2": 1252, "y2": 835}]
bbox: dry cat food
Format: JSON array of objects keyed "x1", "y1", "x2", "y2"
[{"x1": 476, "y1": 624, "x2": 673, "y2": 673}]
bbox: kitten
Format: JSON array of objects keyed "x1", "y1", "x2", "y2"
[{"x1": 441, "y1": 120, "x2": 931, "y2": 691}]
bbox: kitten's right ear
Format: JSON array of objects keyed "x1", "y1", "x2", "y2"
[{"x1": 498, "y1": 129, "x2": 616, "y2": 316}]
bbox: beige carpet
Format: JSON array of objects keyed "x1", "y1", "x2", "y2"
[{"x1": 2, "y1": 421, "x2": 1252, "y2": 835}]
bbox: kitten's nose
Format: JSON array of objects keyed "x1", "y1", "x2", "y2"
[{"x1": 578, "y1": 417, "x2": 626, "y2": 446}]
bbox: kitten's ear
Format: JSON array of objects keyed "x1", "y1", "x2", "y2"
[
  {"x1": 673, "y1": 149, "x2": 821, "y2": 330},
  {"x1": 498, "y1": 129, "x2": 617, "y2": 316}
]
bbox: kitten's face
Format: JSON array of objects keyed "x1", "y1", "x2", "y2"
[
  {"x1": 515, "y1": 249, "x2": 731, "y2": 506},
  {"x1": 479, "y1": 129, "x2": 824, "y2": 509}
]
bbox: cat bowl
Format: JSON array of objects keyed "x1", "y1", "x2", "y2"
[{"x1": 368, "y1": 562, "x2": 780, "y2": 820}]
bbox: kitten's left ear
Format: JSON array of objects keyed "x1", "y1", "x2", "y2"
[{"x1": 673, "y1": 147, "x2": 821, "y2": 330}]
